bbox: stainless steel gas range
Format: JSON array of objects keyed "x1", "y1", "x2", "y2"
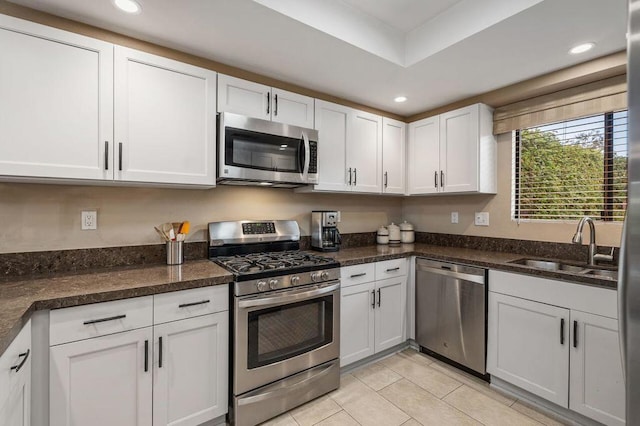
[{"x1": 208, "y1": 220, "x2": 341, "y2": 426}]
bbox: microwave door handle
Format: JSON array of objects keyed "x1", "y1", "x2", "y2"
[{"x1": 301, "y1": 132, "x2": 310, "y2": 177}]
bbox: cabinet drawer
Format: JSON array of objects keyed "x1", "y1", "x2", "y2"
[
  {"x1": 375, "y1": 258, "x2": 407, "y2": 279},
  {"x1": 341, "y1": 263, "x2": 375, "y2": 288},
  {"x1": 0, "y1": 319, "x2": 31, "y2": 409},
  {"x1": 154, "y1": 285, "x2": 229, "y2": 325},
  {"x1": 50, "y1": 296, "x2": 153, "y2": 346}
]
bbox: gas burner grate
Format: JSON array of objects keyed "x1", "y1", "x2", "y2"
[{"x1": 214, "y1": 250, "x2": 337, "y2": 276}]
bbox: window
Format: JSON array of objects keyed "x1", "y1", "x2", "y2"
[{"x1": 513, "y1": 111, "x2": 628, "y2": 221}]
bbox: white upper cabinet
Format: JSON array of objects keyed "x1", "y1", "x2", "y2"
[
  {"x1": 218, "y1": 74, "x2": 314, "y2": 128},
  {"x1": 114, "y1": 47, "x2": 217, "y2": 186},
  {"x1": 0, "y1": 15, "x2": 113, "y2": 181},
  {"x1": 382, "y1": 117, "x2": 406, "y2": 195},
  {"x1": 349, "y1": 110, "x2": 382, "y2": 193},
  {"x1": 312, "y1": 100, "x2": 351, "y2": 192},
  {"x1": 407, "y1": 103, "x2": 496, "y2": 195}
]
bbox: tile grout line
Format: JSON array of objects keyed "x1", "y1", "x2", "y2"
[{"x1": 439, "y1": 381, "x2": 464, "y2": 400}]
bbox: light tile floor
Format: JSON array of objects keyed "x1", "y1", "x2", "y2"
[{"x1": 260, "y1": 348, "x2": 569, "y2": 426}]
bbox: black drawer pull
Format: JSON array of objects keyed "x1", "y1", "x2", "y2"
[
  {"x1": 350, "y1": 273, "x2": 367, "y2": 278},
  {"x1": 83, "y1": 314, "x2": 126, "y2": 325},
  {"x1": 144, "y1": 340, "x2": 149, "y2": 372},
  {"x1": 560, "y1": 318, "x2": 565, "y2": 345},
  {"x1": 377, "y1": 288, "x2": 381, "y2": 307},
  {"x1": 573, "y1": 320, "x2": 578, "y2": 348},
  {"x1": 371, "y1": 290, "x2": 376, "y2": 309},
  {"x1": 10, "y1": 349, "x2": 30, "y2": 373},
  {"x1": 104, "y1": 141, "x2": 109, "y2": 170},
  {"x1": 386, "y1": 267, "x2": 400, "y2": 272},
  {"x1": 178, "y1": 299, "x2": 210, "y2": 308},
  {"x1": 158, "y1": 336, "x2": 163, "y2": 368}
]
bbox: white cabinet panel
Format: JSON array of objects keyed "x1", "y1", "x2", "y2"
[
  {"x1": 313, "y1": 100, "x2": 350, "y2": 192},
  {"x1": 153, "y1": 313, "x2": 229, "y2": 426},
  {"x1": 382, "y1": 117, "x2": 406, "y2": 194},
  {"x1": 153, "y1": 285, "x2": 228, "y2": 325},
  {"x1": 271, "y1": 88, "x2": 314, "y2": 128},
  {"x1": 374, "y1": 277, "x2": 406, "y2": 352},
  {"x1": 115, "y1": 47, "x2": 216, "y2": 186},
  {"x1": 0, "y1": 320, "x2": 31, "y2": 426},
  {"x1": 487, "y1": 292, "x2": 569, "y2": 407},
  {"x1": 0, "y1": 364, "x2": 30, "y2": 426},
  {"x1": 50, "y1": 327, "x2": 154, "y2": 426},
  {"x1": 349, "y1": 110, "x2": 382, "y2": 193},
  {"x1": 440, "y1": 105, "x2": 479, "y2": 193},
  {"x1": 341, "y1": 263, "x2": 375, "y2": 288},
  {"x1": 217, "y1": 74, "x2": 270, "y2": 121},
  {"x1": 407, "y1": 116, "x2": 439, "y2": 194},
  {"x1": 340, "y1": 281, "x2": 375, "y2": 366},
  {"x1": 570, "y1": 311, "x2": 625, "y2": 426},
  {"x1": 0, "y1": 15, "x2": 113, "y2": 181}
]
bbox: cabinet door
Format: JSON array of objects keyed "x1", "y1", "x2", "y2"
[
  {"x1": 153, "y1": 313, "x2": 229, "y2": 426},
  {"x1": 440, "y1": 105, "x2": 479, "y2": 193},
  {"x1": 374, "y1": 277, "x2": 407, "y2": 353},
  {"x1": 271, "y1": 88, "x2": 314, "y2": 128},
  {"x1": 382, "y1": 118, "x2": 406, "y2": 194},
  {"x1": 313, "y1": 100, "x2": 350, "y2": 192},
  {"x1": 487, "y1": 292, "x2": 569, "y2": 407},
  {"x1": 570, "y1": 311, "x2": 625, "y2": 426},
  {"x1": 50, "y1": 327, "x2": 153, "y2": 426},
  {"x1": 0, "y1": 364, "x2": 30, "y2": 426},
  {"x1": 114, "y1": 47, "x2": 216, "y2": 186},
  {"x1": 217, "y1": 74, "x2": 270, "y2": 121},
  {"x1": 407, "y1": 116, "x2": 439, "y2": 194},
  {"x1": 0, "y1": 15, "x2": 113, "y2": 181},
  {"x1": 340, "y1": 281, "x2": 375, "y2": 366},
  {"x1": 349, "y1": 110, "x2": 382, "y2": 193}
]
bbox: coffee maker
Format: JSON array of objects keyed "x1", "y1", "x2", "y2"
[{"x1": 311, "y1": 211, "x2": 342, "y2": 252}]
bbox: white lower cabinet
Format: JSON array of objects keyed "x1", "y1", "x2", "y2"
[
  {"x1": 340, "y1": 260, "x2": 407, "y2": 367},
  {"x1": 50, "y1": 327, "x2": 154, "y2": 426},
  {"x1": 49, "y1": 286, "x2": 229, "y2": 426},
  {"x1": 488, "y1": 270, "x2": 624, "y2": 426},
  {"x1": 153, "y1": 312, "x2": 229, "y2": 426},
  {"x1": 0, "y1": 320, "x2": 31, "y2": 426}
]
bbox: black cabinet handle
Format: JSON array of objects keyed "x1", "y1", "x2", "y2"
[
  {"x1": 178, "y1": 299, "x2": 210, "y2": 308},
  {"x1": 377, "y1": 288, "x2": 381, "y2": 307},
  {"x1": 266, "y1": 92, "x2": 270, "y2": 114},
  {"x1": 354, "y1": 168, "x2": 357, "y2": 186},
  {"x1": 10, "y1": 349, "x2": 30, "y2": 373},
  {"x1": 348, "y1": 167, "x2": 352, "y2": 185},
  {"x1": 434, "y1": 171, "x2": 438, "y2": 188},
  {"x1": 144, "y1": 340, "x2": 149, "y2": 372},
  {"x1": 386, "y1": 267, "x2": 400, "y2": 272},
  {"x1": 350, "y1": 273, "x2": 367, "y2": 278},
  {"x1": 440, "y1": 170, "x2": 444, "y2": 187},
  {"x1": 158, "y1": 336, "x2": 163, "y2": 368},
  {"x1": 573, "y1": 321, "x2": 578, "y2": 348},
  {"x1": 104, "y1": 141, "x2": 109, "y2": 170},
  {"x1": 118, "y1": 143, "x2": 123, "y2": 171},
  {"x1": 384, "y1": 171, "x2": 388, "y2": 188},
  {"x1": 274, "y1": 94, "x2": 278, "y2": 116},
  {"x1": 83, "y1": 314, "x2": 126, "y2": 325},
  {"x1": 371, "y1": 290, "x2": 376, "y2": 309},
  {"x1": 560, "y1": 318, "x2": 565, "y2": 345}
]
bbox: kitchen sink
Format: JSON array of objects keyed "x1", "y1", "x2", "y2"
[{"x1": 508, "y1": 258, "x2": 618, "y2": 280}]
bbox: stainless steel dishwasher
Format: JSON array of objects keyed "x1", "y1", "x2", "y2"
[{"x1": 415, "y1": 258, "x2": 487, "y2": 376}]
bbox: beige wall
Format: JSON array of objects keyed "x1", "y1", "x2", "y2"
[
  {"x1": 402, "y1": 133, "x2": 624, "y2": 247},
  {"x1": 0, "y1": 183, "x2": 403, "y2": 253}
]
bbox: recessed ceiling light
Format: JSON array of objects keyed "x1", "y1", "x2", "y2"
[
  {"x1": 112, "y1": 0, "x2": 141, "y2": 14},
  {"x1": 394, "y1": 96, "x2": 407, "y2": 103},
  {"x1": 569, "y1": 42, "x2": 595, "y2": 55}
]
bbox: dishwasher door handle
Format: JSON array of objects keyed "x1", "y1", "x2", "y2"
[{"x1": 416, "y1": 265, "x2": 485, "y2": 285}]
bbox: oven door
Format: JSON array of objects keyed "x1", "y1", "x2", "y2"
[{"x1": 234, "y1": 281, "x2": 340, "y2": 395}]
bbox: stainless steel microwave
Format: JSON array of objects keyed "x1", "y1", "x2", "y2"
[{"x1": 218, "y1": 112, "x2": 319, "y2": 187}]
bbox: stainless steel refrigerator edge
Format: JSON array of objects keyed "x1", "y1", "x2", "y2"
[{"x1": 623, "y1": 0, "x2": 640, "y2": 422}]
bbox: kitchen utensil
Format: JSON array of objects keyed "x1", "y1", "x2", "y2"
[
  {"x1": 179, "y1": 221, "x2": 191, "y2": 235},
  {"x1": 154, "y1": 226, "x2": 168, "y2": 242},
  {"x1": 377, "y1": 226, "x2": 389, "y2": 245},
  {"x1": 161, "y1": 222, "x2": 173, "y2": 241},
  {"x1": 400, "y1": 221, "x2": 415, "y2": 243},
  {"x1": 388, "y1": 223, "x2": 401, "y2": 245}
]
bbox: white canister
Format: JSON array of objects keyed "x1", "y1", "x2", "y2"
[
  {"x1": 399, "y1": 221, "x2": 415, "y2": 243},
  {"x1": 376, "y1": 226, "x2": 389, "y2": 245},
  {"x1": 388, "y1": 222, "x2": 401, "y2": 245}
]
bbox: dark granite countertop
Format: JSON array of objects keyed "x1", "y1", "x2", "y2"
[
  {"x1": 0, "y1": 260, "x2": 233, "y2": 358},
  {"x1": 0, "y1": 243, "x2": 616, "y2": 358}
]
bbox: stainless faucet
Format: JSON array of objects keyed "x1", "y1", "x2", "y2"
[{"x1": 571, "y1": 216, "x2": 614, "y2": 266}]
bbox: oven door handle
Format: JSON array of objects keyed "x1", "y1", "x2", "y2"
[
  {"x1": 238, "y1": 282, "x2": 340, "y2": 309},
  {"x1": 237, "y1": 361, "x2": 336, "y2": 405}
]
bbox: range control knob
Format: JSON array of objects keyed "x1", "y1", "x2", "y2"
[
  {"x1": 291, "y1": 276, "x2": 300, "y2": 286},
  {"x1": 311, "y1": 272, "x2": 320, "y2": 282},
  {"x1": 269, "y1": 279, "x2": 278, "y2": 290},
  {"x1": 321, "y1": 271, "x2": 329, "y2": 280},
  {"x1": 256, "y1": 281, "x2": 268, "y2": 292}
]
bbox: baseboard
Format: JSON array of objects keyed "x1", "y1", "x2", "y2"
[{"x1": 340, "y1": 342, "x2": 411, "y2": 374}]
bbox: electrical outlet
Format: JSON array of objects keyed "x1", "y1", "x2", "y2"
[
  {"x1": 474, "y1": 212, "x2": 489, "y2": 226},
  {"x1": 451, "y1": 212, "x2": 459, "y2": 224},
  {"x1": 82, "y1": 210, "x2": 97, "y2": 230}
]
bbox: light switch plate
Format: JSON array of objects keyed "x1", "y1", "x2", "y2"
[
  {"x1": 451, "y1": 212, "x2": 459, "y2": 224},
  {"x1": 474, "y1": 212, "x2": 489, "y2": 226}
]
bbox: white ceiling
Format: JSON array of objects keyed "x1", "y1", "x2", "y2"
[{"x1": 8, "y1": 0, "x2": 628, "y2": 116}]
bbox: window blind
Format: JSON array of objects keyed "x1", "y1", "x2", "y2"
[{"x1": 514, "y1": 111, "x2": 628, "y2": 221}]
